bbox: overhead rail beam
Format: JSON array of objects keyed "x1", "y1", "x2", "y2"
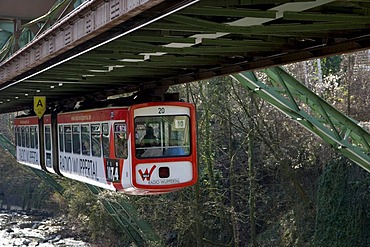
[
  {"x1": 231, "y1": 67, "x2": 370, "y2": 172},
  {"x1": 0, "y1": 0, "x2": 197, "y2": 87}
]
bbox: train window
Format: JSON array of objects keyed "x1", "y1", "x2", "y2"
[
  {"x1": 15, "y1": 127, "x2": 20, "y2": 147},
  {"x1": 34, "y1": 127, "x2": 38, "y2": 149},
  {"x1": 25, "y1": 126, "x2": 30, "y2": 148},
  {"x1": 135, "y1": 115, "x2": 190, "y2": 158},
  {"x1": 64, "y1": 125, "x2": 72, "y2": 153},
  {"x1": 59, "y1": 125, "x2": 64, "y2": 152},
  {"x1": 135, "y1": 121, "x2": 161, "y2": 158},
  {"x1": 102, "y1": 123, "x2": 109, "y2": 158},
  {"x1": 45, "y1": 126, "x2": 51, "y2": 151},
  {"x1": 21, "y1": 127, "x2": 25, "y2": 147},
  {"x1": 114, "y1": 123, "x2": 127, "y2": 158},
  {"x1": 81, "y1": 124, "x2": 90, "y2": 156},
  {"x1": 91, "y1": 124, "x2": 101, "y2": 157},
  {"x1": 30, "y1": 126, "x2": 36, "y2": 149},
  {"x1": 72, "y1": 125, "x2": 81, "y2": 154}
]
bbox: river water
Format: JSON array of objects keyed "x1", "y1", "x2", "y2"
[{"x1": 0, "y1": 210, "x2": 91, "y2": 246}]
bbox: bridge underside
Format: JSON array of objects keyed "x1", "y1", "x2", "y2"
[{"x1": 0, "y1": 0, "x2": 369, "y2": 113}]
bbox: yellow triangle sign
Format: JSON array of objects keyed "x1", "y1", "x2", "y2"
[{"x1": 34, "y1": 96, "x2": 46, "y2": 119}]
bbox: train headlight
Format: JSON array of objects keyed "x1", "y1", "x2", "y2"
[{"x1": 159, "y1": 167, "x2": 170, "y2": 178}]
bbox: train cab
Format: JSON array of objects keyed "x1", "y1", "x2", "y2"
[{"x1": 131, "y1": 102, "x2": 197, "y2": 193}]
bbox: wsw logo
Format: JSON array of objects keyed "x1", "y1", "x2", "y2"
[{"x1": 139, "y1": 165, "x2": 157, "y2": 181}]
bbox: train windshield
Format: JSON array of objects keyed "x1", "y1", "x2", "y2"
[{"x1": 135, "y1": 115, "x2": 191, "y2": 158}]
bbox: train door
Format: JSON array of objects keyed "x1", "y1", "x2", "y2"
[
  {"x1": 43, "y1": 115, "x2": 55, "y2": 173},
  {"x1": 103, "y1": 108, "x2": 131, "y2": 191},
  {"x1": 105, "y1": 122, "x2": 127, "y2": 190},
  {"x1": 101, "y1": 121, "x2": 122, "y2": 190},
  {"x1": 107, "y1": 119, "x2": 132, "y2": 190}
]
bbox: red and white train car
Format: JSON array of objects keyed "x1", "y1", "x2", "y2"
[
  {"x1": 14, "y1": 102, "x2": 197, "y2": 194},
  {"x1": 14, "y1": 116, "x2": 42, "y2": 170}
]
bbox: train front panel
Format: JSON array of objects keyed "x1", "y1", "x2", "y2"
[{"x1": 130, "y1": 102, "x2": 197, "y2": 194}]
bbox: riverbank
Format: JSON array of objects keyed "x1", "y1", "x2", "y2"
[{"x1": 0, "y1": 209, "x2": 91, "y2": 246}]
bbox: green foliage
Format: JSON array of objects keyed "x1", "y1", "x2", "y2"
[
  {"x1": 314, "y1": 157, "x2": 370, "y2": 247},
  {"x1": 0, "y1": 149, "x2": 54, "y2": 210},
  {"x1": 61, "y1": 182, "x2": 128, "y2": 245},
  {"x1": 321, "y1": 56, "x2": 342, "y2": 77},
  {"x1": 131, "y1": 189, "x2": 200, "y2": 246}
]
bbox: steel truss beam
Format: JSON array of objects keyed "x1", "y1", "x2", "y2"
[
  {"x1": 86, "y1": 185, "x2": 160, "y2": 246},
  {"x1": 0, "y1": 134, "x2": 65, "y2": 194},
  {"x1": 231, "y1": 67, "x2": 370, "y2": 172}
]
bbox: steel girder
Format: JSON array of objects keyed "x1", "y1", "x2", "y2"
[
  {"x1": 0, "y1": 133, "x2": 65, "y2": 194},
  {"x1": 231, "y1": 67, "x2": 370, "y2": 172},
  {"x1": 86, "y1": 185, "x2": 160, "y2": 246}
]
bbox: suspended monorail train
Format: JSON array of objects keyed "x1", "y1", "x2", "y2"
[{"x1": 14, "y1": 101, "x2": 197, "y2": 195}]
